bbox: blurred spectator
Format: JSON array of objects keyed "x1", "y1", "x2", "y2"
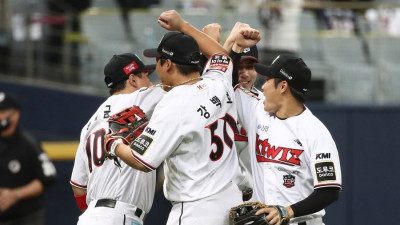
[
  {"x1": 311, "y1": 0, "x2": 372, "y2": 62},
  {"x1": 255, "y1": 0, "x2": 303, "y2": 89},
  {"x1": 0, "y1": 0, "x2": 11, "y2": 74},
  {"x1": 257, "y1": 0, "x2": 303, "y2": 64},
  {"x1": 366, "y1": 8, "x2": 400, "y2": 37},
  {"x1": 114, "y1": 0, "x2": 160, "y2": 42},
  {"x1": 0, "y1": 92, "x2": 57, "y2": 225},
  {"x1": 176, "y1": 0, "x2": 217, "y2": 11},
  {"x1": 44, "y1": 0, "x2": 91, "y2": 83}
]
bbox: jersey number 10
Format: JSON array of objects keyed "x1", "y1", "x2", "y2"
[{"x1": 85, "y1": 129, "x2": 107, "y2": 173}]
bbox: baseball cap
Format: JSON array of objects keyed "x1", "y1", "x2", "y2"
[
  {"x1": 241, "y1": 45, "x2": 259, "y2": 63},
  {"x1": 143, "y1": 31, "x2": 201, "y2": 65},
  {"x1": 104, "y1": 53, "x2": 156, "y2": 88},
  {"x1": 255, "y1": 54, "x2": 312, "y2": 94},
  {"x1": 0, "y1": 92, "x2": 20, "y2": 110}
]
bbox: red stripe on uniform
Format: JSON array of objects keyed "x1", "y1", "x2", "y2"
[
  {"x1": 314, "y1": 183, "x2": 342, "y2": 189},
  {"x1": 70, "y1": 180, "x2": 87, "y2": 189},
  {"x1": 235, "y1": 133, "x2": 248, "y2": 142}
]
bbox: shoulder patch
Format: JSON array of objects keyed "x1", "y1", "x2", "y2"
[
  {"x1": 131, "y1": 134, "x2": 154, "y2": 155},
  {"x1": 208, "y1": 53, "x2": 230, "y2": 72},
  {"x1": 315, "y1": 161, "x2": 337, "y2": 182}
]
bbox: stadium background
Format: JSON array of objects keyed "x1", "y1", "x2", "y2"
[{"x1": 1, "y1": 0, "x2": 400, "y2": 224}]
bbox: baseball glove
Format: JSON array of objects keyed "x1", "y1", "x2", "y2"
[
  {"x1": 104, "y1": 105, "x2": 149, "y2": 159},
  {"x1": 230, "y1": 202, "x2": 268, "y2": 225},
  {"x1": 229, "y1": 202, "x2": 290, "y2": 225}
]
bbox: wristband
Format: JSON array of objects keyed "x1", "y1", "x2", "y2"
[
  {"x1": 74, "y1": 193, "x2": 88, "y2": 211},
  {"x1": 232, "y1": 42, "x2": 244, "y2": 53},
  {"x1": 275, "y1": 205, "x2": 290, "y2": 223},
  {"x1": 109, "y1": 138, "x2": 124, "y2": 157}
]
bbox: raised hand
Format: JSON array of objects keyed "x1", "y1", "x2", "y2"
[
  {"x1": 235, "y1": 27, "x2": 261, "y2": 49},
  {"x1": 202, "y1": 23, "x2": 222, "y2": 43},
  {"x1": 157, "y1": 10, "x2": 187, "y2": 32}
]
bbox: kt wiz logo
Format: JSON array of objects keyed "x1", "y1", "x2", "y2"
[{"x1": 255, "y1": 134, "x2": 304, "y2": 166}]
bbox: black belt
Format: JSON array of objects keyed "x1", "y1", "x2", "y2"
[
  {"x1": 95, "y1": 199, "x2": 143, "y2": 218},
  {"x1": 299, "y1": 222, "x2": 307, "y2": 225}
]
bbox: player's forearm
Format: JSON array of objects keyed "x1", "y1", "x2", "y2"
[
  {"x1": 289, "y1": 187, "x2": 339, "y2": 217},
  {"x1": 72, "y1": 186, "x2": 86, "y2": 196},
  {"x1": 180, "y1": 21, "x2": 227, "y2": 58},
  {"x1": 14, "y1": 179, "x2": 43, "y2": 200},
  {"x1": 115, "y1": 144, "x2": 151, "y2": 172},
  {"x1": 223, "y1": 35, "x2": 236, "y2": 53}
]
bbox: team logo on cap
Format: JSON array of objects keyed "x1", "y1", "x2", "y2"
[
  {"x1": 243, "y1": 47, "x2": 250, "y2": 53},
  {"x1": 123, "y1": 61, "x2": 139, "y2": 75},
  {"x1": 279, "y1": 69, "x2": 292, "y2": 80},
  {"x1": 162, "y1": 48, "x2": 174, "y2": 56}
]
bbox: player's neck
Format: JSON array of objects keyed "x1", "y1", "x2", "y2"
[
  {"x1": 113, "y1": 86, "x2": 138, "y2": 95},
  {"x1": 162, "y1": 72, "x2": 202, "y2": 91},
  {"x1": 275, "y1": 99, "x2": 305, "y2": 119}
]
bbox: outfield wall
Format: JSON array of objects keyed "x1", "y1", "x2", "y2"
[{"x1": 2, "y1": 79, "x2": 399, "y2": 225}]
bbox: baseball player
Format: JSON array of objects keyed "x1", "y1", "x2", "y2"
[
  {"x1": 104, "y1": 10, "x2": 261, "y2": 225},
  {"x1": 202, "y1": 22, "x2": 264, "y2": 201},
  {"x1": 70, "y1": 53, "x2": 165, "y2": 225},
  {"x1": 233, "y1": 53, "x2": 342, "y2": 224}
]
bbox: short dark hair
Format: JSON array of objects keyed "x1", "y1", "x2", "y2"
[
  {"x1": 109, "y1": 80, "x2": 127, "y2": 95},
  {"x1": 274, "y1": 78, "x2": 306, "y2": 103},
  {"x1": 159, "y1": 57, "x2": 200, "y2": 75}
]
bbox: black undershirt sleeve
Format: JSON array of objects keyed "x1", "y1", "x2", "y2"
[
  {"x1": 229, "y1": 50, "x2": 241, "y2": 88},
  {"x1": 290, "y1": 187, "x2": 340, "y2": 217}
]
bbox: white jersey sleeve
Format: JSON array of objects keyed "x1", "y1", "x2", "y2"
[
  {"x1": 234, "y1": 85, "x2": 263, "y2": 133},
  {"x1": 129, "y1": 95, "x2": 183, "y2": 170},
  {"x1": 306, "y1": 116, "x2": 342, "y2": 189},
  {"x1": 70, "y1": 136, "x2": 90, "y2": 189},
  {"x1": 203, "y1": 53, "x2": 234, "y2": 85}
]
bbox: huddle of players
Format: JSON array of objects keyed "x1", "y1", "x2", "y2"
[{"x1": 71, "y1": 10, "x2": 341, "y2": 225}]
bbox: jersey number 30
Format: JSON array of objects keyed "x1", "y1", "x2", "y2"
[{"x1": 206, "y1": 113, "x2": 238, "y2": 161}]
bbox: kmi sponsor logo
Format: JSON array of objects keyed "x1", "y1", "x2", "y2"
[{"x1": 316, "y1": 153, "x2": 331, "y2": 160}]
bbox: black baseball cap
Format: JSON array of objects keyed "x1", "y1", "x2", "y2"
[
  {"x1": 0, "y1": 92, "x2": 20, "y2": 110},
  {"x1": 143, "y1": 31, "x2": 201, "y2": 65},
  {"x1": 255, "y1": 54, "x2": 312, "y2": 94},
  {"x1": 241, "y1": 45, "x2": 259, "y2": 63},
  {"x1": 104, "y1": 53, "x2": 156, "y2": 88}
]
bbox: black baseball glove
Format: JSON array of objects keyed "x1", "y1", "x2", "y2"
[
  {"x1": 104, "y1": 105, "x2": 149, "y2": 159},
  {"x1": 230, "y1": 202, "x2": 268, "y2": 225},
  {"x1": 229, "y1": 202, "x2": 290, "y2": 225}
]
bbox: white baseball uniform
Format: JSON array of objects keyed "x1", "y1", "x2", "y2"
[
  {"x1": 235, "y1": 86, "x2": 342, "y2": 225},
  {"x1": 234, "y1": 85, "x2": 265, "y2": 193},
  {"x1": 128, "y1": 53, "x2": 242, "y2": 225},
  {"x1": 70, "y1": 85, "x2": 165, "y2": 225}
]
